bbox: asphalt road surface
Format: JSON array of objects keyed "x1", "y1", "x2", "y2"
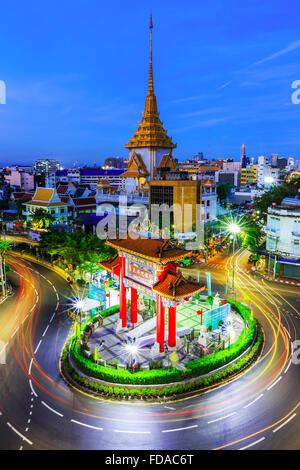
[{"x1": 0, "y1": 250, "x2": 299, "y2": 450}]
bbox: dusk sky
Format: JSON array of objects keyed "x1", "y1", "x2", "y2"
[{"x1": 0, "y1": 0, "x2": 300, "y2": 167}]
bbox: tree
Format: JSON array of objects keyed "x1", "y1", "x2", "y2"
[
  {"x1": 39, "y1": 229, "x2": 116, "y2": 273},
  {"x1": 254, "y1": 175, "x2": 300, "y2": 221},
  {"x1": 216, "y1": 183, "x2": 230, "y2": 203},
  {"x1": 240, "y1": 217, "x2": 264, "y2": 254},
  {"x1": 31, "y1": 208, "x2": 55, "y2": 228},
  {"x1": 0, "y1": 240, "x2": 12, "y2": 296}
]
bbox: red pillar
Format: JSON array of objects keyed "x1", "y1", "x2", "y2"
[
  {"x1": 130, "y1": 287, "x2": 138, "y2": 326},
  {"x1": 156, "y1": 295, "x2": 165, "y2": 353},
  {"x1": 119, "y1": 256, "x2": 127, "y2": 328},
  {"x1": 168, "y1": 306, "x2": 176, "y2": 348}
]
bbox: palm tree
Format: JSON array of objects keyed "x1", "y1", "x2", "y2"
[{"x1": 0, "y1": 240, "x2": 12, "y2": 296}]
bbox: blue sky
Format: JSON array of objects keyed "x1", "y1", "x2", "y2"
[{"x1": 0, "y1": 0, "x2": 300, "y2": 167}]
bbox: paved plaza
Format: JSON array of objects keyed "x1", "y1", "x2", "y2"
[{"x1": 87, "y1": 303, "x2": 244, "y2": 369}]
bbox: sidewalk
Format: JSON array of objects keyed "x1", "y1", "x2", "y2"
[
  {"x1": 10, "y1": 250, "x2": 76, "y2": 292},
  {"x1": 251, "y1": 268, "x2": 300, "y2": 287}
]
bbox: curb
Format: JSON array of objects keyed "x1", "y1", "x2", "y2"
[
  {"x1": 61, "y1": 333, "x2": 263, "y2": 401},
  {"x1": 9, "y1": 251, "x2": 76, "y2": 290},
  {"x1": 253, "y1": 271, "x2": 300, "y2": 286},
  {"x1": 63, "y1": 324, "x2": 259, "y2": 392}
]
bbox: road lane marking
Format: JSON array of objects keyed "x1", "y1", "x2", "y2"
[
  {"x1": 273, "y1": 413, "x2": 296, "y2": 433},
  {"x1": 34, "y1": 340, "x2": 42, "y2": 355},
  {"x1": 42, "y1": 325, "x2": 49, "y2": 337},
  {"x1": 267, "y1": 376, "x2": 282, "y2": 391},
  {"x1": 243, "y1": 394, "x2": 264, "y2": 409},
  {"x1": 50, "y1": 312, "x2": 56, "y2": 323},
  {"x1": 239, "y1": 437, "x2": 265, "y2": 450},
  {"x1": 208, "y1": 412, "x2": 237, "y2": 424},
  {"x1": 29, "y1": 380, "x2": 38, "y2": 397},
  {"x1": 284, "y1": 360, "x2": 292, "y2": 374},
  {"x1": 7, "y1": 422, "x2": 33, "y2": 445},
  {"x1": 22, "y1": 314, "x2": 29, "y2": 324},
  {"x1": 164, "y1": 406, "x2": 176, "y2": 410},
  {"x1": 28, "y1": 358, "x2": 33, "y2": 375},
  {"x1": 162, "y1": 425, "x2": 198, "y2": 433},
  {"x1": 284, "y1": 327, "x2": 291, "y2": 339},
  {"x1": 41, "y1": 401, "x2": 63, "y2": 417},
  {"x1": 70, "y1": 419, "x2": 103, "y2": 430}
]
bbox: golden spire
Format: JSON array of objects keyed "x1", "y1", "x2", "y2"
[
  {"x1": 125, "y1": 15, "x2": 176, "y2": 150},
  {"x1": 148, "y1": 14, "x2": 154, "y2": 94}
]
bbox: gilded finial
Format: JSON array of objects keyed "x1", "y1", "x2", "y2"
[{"x1": 148, "y1": 14, "x2": 154, "y2": 94}]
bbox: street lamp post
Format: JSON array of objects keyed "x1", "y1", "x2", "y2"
[{"x1": 227, "y1": 223, "x2": 241, "y2": 299}]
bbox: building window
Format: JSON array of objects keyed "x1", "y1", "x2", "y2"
[{"x1": 150, "y1": 186, "x2": 173, "y2": 206}]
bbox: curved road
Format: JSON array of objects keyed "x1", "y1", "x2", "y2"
[{"x1": 0, "y1": 251, "x2": 299, "y2": 450}]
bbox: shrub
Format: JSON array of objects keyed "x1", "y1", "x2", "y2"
[
  {"x1": 62, "y1": 327, "x2": 262, "y2": 398},
  {"x1": 67, "y1": 300, "x2": 258, "y2": 387}
]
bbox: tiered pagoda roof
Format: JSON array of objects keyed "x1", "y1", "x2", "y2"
[
  {"x1": 120, "y1": 151, "x2": 149, "y2": 179},
  {"x1": 104, "y1": 238, "x2": 192, "y2": 264},
  {"x1": 125, "y1": 16, "x2": 176, "y2": 151},
  {"x1": 152, "y1": 270, "x2": 205, "y2": 301},
  {"x1": 99, "y1": 255, "x2": 120, "y2": 274}
]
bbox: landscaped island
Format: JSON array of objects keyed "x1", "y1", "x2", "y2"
[{"x1": 61, "y1": 299, "x2": 262, "y2": 399}]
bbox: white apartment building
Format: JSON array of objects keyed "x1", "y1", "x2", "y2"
[
  {"x1": 265, "y1": 197, "x2": 300, "y2": 279},
  {"x1": 222, "y1": 161, "x2": 241, "y2": 173},
  {"x1": 257, "y1": 156, "x2": 280, "y2": 189}
]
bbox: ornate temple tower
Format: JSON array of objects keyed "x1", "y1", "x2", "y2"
[{"x1": 122, "y1": 16, "x2": 177, "y2": 193}]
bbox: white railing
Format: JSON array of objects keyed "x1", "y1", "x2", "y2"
[{"x1": 96, "y1": 194, "x2": 149, "y2": 204}]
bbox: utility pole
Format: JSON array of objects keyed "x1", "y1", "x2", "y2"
[
  {"x1": 232, "y1": 234, "x2": 236, "y2": 298},
  {"x1": 0, "y1": 253, "x2": 5, "y2": 297},
  {"x1": 273, "y1": 237, "x2": 278, "y2": 279}
]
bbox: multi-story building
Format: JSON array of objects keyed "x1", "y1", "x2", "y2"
[
  {"x1": 264, "y1": 197, "x2": 300, "y2": 279},
  {"x1": 215, "y1": 170, "x2": 240, "y2": 187},
  {"x1": 103, "y1": 157, "x2": 127, "y2": 169},
  {"x1": 178, "y1": 161, "x2": 220, "y2": 176},
  {"x1": 277, "y1": 158, "x2": 287, "y2": 170},
  {"x1": 11, "y1": 165, "x2": 33, "y2": 173},
  {"x1": 257, "y1": 158, "x2": 279, "y2": 189},
  {"x1": 240, "y1": 165, "x2": 257, "y2": 186},
  {"x1": 240, "y1": 143, "x2": 249, "y2": 168},
  {"x1": 34, "y1": 159, "x2": 61, "y2": 175},
  {"x1": 271, "y1": 154, "x2": 279, "y2": 167},
  {"x1": 222, "y1": 160, "x2": 241, "y2": 173},
  {"x1": 46, "y1": 168, "x2": 124, "y2": 191},
  {"x1": 149, "y1": 171, "x2": 217, "y2": 232},
  {"x1": 5, "y1": 169, "x2": 34, "y2": 191}
]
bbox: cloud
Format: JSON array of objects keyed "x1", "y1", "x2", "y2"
[
  {"x1": 217, "y1": 80, "x2": 232, "y2": 90},
  {"x1": 178, "y1": 106, "x2": 227, "y2": 118},
  {"x1": 246, "y1": 39, "x2": 300, "y2": 69},
  {"x1": 170, "y1": 95, "x2": 207, "y2": 104}
]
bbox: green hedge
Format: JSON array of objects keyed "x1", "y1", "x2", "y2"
[
  {"x1": 70, "y1": 300, "x2": 257, "y2": 385},
  {"x1": 63, "y1": 327, "x2": 263, "y2": 398},
  {"x1": 101, "y1": 304, "x2": 119, "y2": 318},
  {"x1": 81, "y1": 304, "x2": 119, "y2": 331}
]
